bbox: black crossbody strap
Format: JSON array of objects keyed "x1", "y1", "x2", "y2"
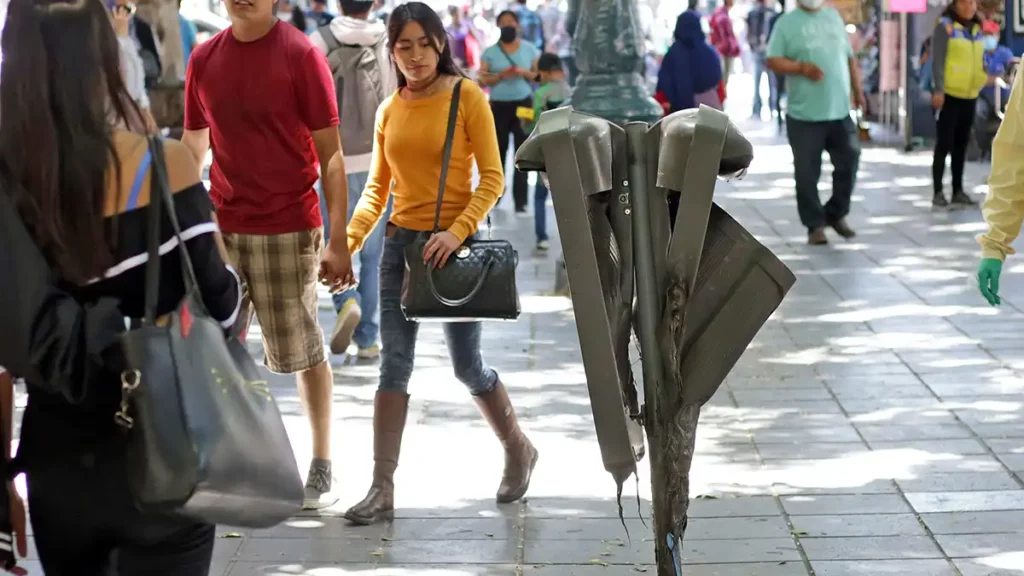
[{"x1": 432, "y1": 79, "x2": 464, "y2": 233}]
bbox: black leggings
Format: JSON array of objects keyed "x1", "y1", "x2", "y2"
[
  {"x1": 491, "y1": 99, "x2": 530, "y2": 210},
  {"x1": 24, "y1": 436, "x2": 214, "y2": 575},
  {"x1": 933, "y1": 94, "x2": 977, "y2": 195}
]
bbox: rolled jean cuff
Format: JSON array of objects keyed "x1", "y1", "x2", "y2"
[{"x1": 468, "y1": 368, "x2": 500, "y2": 396}]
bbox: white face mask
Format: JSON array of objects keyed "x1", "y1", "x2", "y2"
[{"x1": 797, "y1": 0, "x2": 825, "y2": 10}]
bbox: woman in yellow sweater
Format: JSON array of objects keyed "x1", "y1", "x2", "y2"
[{"x1": 341, "y1": 1, "x2": 538, "y2": 525}]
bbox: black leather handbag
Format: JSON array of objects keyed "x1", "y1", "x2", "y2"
[
  {"x1": 117, "y1": 137, "x2": 304, "y2": 529},
  {"x1": 401, "y1": 80, "x2": 521, "y2": 322}
]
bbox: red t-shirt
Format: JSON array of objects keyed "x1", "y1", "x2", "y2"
[{"x1": 184, "y1": 21, "x2": 339, "y2": 235}]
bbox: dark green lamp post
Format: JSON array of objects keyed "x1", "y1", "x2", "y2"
[{"x1": 565, "y1": 0, "x2": 663, "y2": 125}]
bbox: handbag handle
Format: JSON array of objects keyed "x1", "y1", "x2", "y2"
[
  {"x1": 431, "y1": 79, "x2": 464, "y2": 233},
  {"x1": 141, "y1": 136, "x2": 203, "y2": 324},
  {"x1": 426, "y1": 253, "x2": 495, "y2": 307}
]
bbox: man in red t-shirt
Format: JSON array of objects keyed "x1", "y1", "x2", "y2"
[{"x1": 181, "y1": 0, "x2": 353, "y2": 510}]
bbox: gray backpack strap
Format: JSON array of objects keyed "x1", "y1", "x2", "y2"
[{"x1": 319, "y1": 25, "x2": 341, "y2": 52}]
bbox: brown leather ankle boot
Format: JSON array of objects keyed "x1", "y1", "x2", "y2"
[
  {"x1": 344, "y1": 390, "x2": 409, "y2": 525},
  {"x1": 474, "y1": 380, "x2": 539, "y2": 503}
]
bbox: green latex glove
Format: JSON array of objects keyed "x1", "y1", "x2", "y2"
[{"x1": 978, "y1": 258, "x2": 1003, "y2": 306}]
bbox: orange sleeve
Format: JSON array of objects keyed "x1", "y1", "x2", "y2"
[
  {"x1": 347, "y1": 100, "x2": 393, "y2": 254},
  {"x1": 447, "y1": 82, "x2": 504, "y2": 243}
]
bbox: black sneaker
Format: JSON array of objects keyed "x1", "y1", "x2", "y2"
[
  {"x1": 950, "y1": 190, "x2": 978, "y2": 207},
  {"x1": 932, "y1": 194, "x2": 949, "y2": 209}
]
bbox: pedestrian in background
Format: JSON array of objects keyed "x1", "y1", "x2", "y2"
[
  {"x1": 767, "y1": 0, "x2": 865, "y2": 245},
  {"x1": 181, "y1": 0, "x2": 353, "y2": 510},
  {"x1": 747, "y1": 0, "x2": 776, "y2": 119},
  {"x1": 929, "y1": 0, "x2": 987, "y2": 208},
  {"x1": 709, "y1": 0, "x2": 740, "y2": 89},
  {"x1": 655, "y1": 10, "x2": 723, "y2": 113},
  {"x1": 311, "y1": 0, "x2": 396, "y2": 360},
  {"x1": 342, "y1": 1, "x2": 538, "y2": 526},
  {"x1": 478, "y1": 9, "x2": 540, "y2": 214}
]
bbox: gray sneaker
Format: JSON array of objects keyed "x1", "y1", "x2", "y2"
[{"x1": 303, "y1": 458, "x2": 338, "y2": 510}]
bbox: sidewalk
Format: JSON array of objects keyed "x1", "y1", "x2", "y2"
[{"x1": 16, "y1": 113, "x2": 1024, "y2": 575}]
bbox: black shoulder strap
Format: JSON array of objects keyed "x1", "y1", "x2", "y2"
[{"x1": 432, "y1": 79, "x2": 464, "y2": 233}]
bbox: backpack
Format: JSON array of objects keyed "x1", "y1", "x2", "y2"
[{"x1": 320, "y1": 26, "x2": 388, "y2": 158}]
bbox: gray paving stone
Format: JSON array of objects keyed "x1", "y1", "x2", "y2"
[
  {"x1": 799, "y1": 536, "x2": 943, "y2": 561},
  {"x1": 984, "y1": 437, "x2": 1024, "y2": 454},
  {"x1": 235, "y1": 537, "x2": 383, "y2": 563},
  {"x1": 828, "y1": 384, "x2": 935, "y2": 400},
  {"x1": 779, "y1": 495, "x2": 910, "y2": 516},
  {"x1": 923, "y1": 510, "x2": 1024, "y2": 534},
  {"x1": 750, "y1": 426, "x2": 863, "y2": 443},
  {"x1": 524, "y1": 539, "x2": 654, "y2": 564},
  {"x1": 997, "y1": 454, "x2": 1024, "y2": 472},
  {"x1": 524, "y1": 498, "x2": 653, "y2": 519},
  {"x1": 755, "y1": 442, "x2": 869, "y2": 460},
  {"x1": 770, "y1": 480, "x2": 899, "y2": 495},
  {"x1": 811, "y1": 560, "x2": 957, "y2": 576},
  {"x1": 905, "y1": 491, "x2": 1024, "y2": 513},
  {"x1": 854, "y1": 424, "x2": 975, "y2": 442},
  {"x1": 524, "y1": 518, "x2": 649, "y2": 541},
  {"x1": 789, "y1": 514, "x2": 926, "y2": 537},
  {"x1": 377, "y1": 540, "x2": 519, "y2": 564},
  {"x1": 688, "y1": 497, "x2": 780, "y2": 518},
  {"x1": 681, "y1": 538, "x2": 801, "y2": 565},
  {"x1": 896, "y1": 472, "x2": 1022, "y2": 492},
  {"x1": 867, "y1": 439, "x2": 990, "y2": 456},
  {"x1": 732, "y1": 388, "x2": 835, "y2": 403},
  {"x1": 524, "y1": 567, "x2": 655, "y2": 576},
  {"x1": 936, "y1": 533, "x2": 1024, "y2": 558},
  {"x1": 229, "y1": 564, "x2": 518, "y2": 575},
  {"x1": 954, "y1": 558, "x2": 1024, "y2": 575}
]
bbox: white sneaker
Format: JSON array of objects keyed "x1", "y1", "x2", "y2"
[{"x1": 536, "y1": 239, "x2": 550, "y2": 252}]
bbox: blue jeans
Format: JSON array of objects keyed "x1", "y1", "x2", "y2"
[
  {"x1": 378, "y1": 224, "x2": 498, "y2": 395},
  {"x1": 752, "y1": 52, "x2": 777, "y2": 116},
  {"x1": 320, "y1": 171, "x2": 391, "y2": 349},
  {"x1": 535, "y1": 176, "x2": 549, "y2": 242},
  {"x1": 786, "y1": 116, "x2": 860, "y2": 230}
]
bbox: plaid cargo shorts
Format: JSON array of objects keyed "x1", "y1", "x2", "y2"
[{"x1": 222, "y1": 228, "x2": 326, "y2": 374}]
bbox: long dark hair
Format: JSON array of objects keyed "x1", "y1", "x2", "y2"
[
  {"x1": 943, "y1": 0, "x2": 982, "y2": 27},
  {"x1": 0, "y1": 0, "x2": 141, "y2": 283},
  {"x1": 387, "y1": 1, "x2": 465, "y2": 88}
]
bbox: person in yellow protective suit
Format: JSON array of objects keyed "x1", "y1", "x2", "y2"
[{"x1": 977, "y1": 68, "x2": 1024, "y2": 305}]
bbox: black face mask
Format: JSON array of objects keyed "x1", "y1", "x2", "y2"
[{"x1": 499, "y1": 26, "x2": 518, "y2": 44}]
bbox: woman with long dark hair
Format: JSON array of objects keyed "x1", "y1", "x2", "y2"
[
  {"x1": 342, "y1": 1, "x2": 538, "y2": 526},
  {"x1": 0, "y1": 0, "x2": 241, "y2": 571},
  {"x1": 929, "y1": 0, "x2": 987, "y2": 208}
]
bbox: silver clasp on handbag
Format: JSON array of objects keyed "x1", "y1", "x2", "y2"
[
  {"x1": 114, "y1": 369, "x2": 141, "y2": 430},
  {"x1": 455, "y1": 246, "x2": 471, "y2": 259}
]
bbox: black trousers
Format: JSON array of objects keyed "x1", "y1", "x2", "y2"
[
  {"x1": 933, "y1": 94, "x2": 977, "y2": 195},
  {"x1": 785, "y1": 116, "x2": 861, "y2": 231},
  {"x1": 24, "y1": 430, "x2": 214, "y2": 575},
  {"x1": 491, "y1": 99, "x2": 530, "y2": 211}
]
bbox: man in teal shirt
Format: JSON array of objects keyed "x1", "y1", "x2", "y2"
[{"x1": 767, "y1": 0, "x2": 866, "y2": 245}]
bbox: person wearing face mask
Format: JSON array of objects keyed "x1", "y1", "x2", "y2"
[
  {"x1": 975, "y1": 21, "x2": 1014, "y2": 142},
  {"x1": 478, "y1": 9, "x2": 540, "y2": 214},
  {"x1": 928, "y1": 0, "x2": 987, "y2": 209},
  {"x1": 766, "y1": 0, "x2": 866, "y2": 245}
]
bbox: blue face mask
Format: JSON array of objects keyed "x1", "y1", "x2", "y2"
[{"x1": 984, "y1": 36, "x2": 998, "y2": 51}]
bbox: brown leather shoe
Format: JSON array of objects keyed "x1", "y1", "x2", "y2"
[
  {"x1": 808, "y1": 227, "x2": 828, "y2": 245},
  {"x1": 344, "y1": 390, "x2": 409, "y2": 525},
  {"x1": 828, "y1": 218, "x2": 856, "y2": 239},
  {"x1": 474, "y1": 380, "x2": 539, "y2": 503}
]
